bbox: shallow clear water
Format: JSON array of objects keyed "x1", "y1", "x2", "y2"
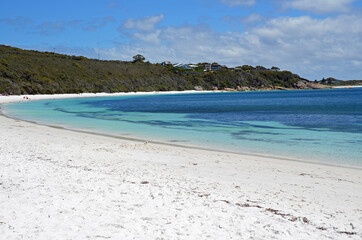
[{"x1": 3, "y1": 88, "x2": 362, "y2": 167}]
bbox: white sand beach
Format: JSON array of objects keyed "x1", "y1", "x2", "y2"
[
  {"x1": 0, "y1": 93, "x2": 361, "y2": 239},
  {"x1": 332, "y1": 86, "x2": 362, "y2": 89}
]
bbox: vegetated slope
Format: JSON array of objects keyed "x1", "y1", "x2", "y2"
[
  {"x1": 0, "y1": 45, "x2": 306, "y2": 94},
  {"x1": 319, "y1": 77, "x2": 362, "y2": 86},
  {"x1": 0, "y1": 45, "x2": 191, "y2": 94}
]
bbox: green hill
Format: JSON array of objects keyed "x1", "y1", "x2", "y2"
[
  {"x1": 0, "y1": 45, "x2": 307, "y2": 95},
  {"x1": 319, "y1": 77, "x2": 362, "y2": 86}
]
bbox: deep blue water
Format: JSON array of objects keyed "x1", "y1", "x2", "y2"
[{"x1": 4, "y1": 88, "x2": 362, "y2": 167}]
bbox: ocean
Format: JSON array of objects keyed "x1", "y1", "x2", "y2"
[{"x1": 3, "y1": 88, "x2": 362, "y2": 167}]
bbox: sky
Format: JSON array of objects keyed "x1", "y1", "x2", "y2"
[{"x1": 1, "y1": 0, "x2": 362, "y2": 80}]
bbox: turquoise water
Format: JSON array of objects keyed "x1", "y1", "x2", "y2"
[{"x1": 3, "y1": 88, "x2": 362, "y2": 167}]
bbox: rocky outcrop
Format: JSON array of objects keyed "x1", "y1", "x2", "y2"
[
  {"x1": 294, "y1": 80, "x2": 331, "y2": 89},
  {"x1": 236, "y1": 86, "x2": 251, "y2": 91},
  {"x1": 273, "y1": 86, "x2": 290, "y2": 90},
  {"x1": 224, "y1": 88, "x2": 237, "y2": 91}
]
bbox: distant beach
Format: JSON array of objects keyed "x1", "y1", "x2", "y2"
[
  {"x1": 332, "y1": 85, "x2": 362, "y2": 88},
  {"x1": 0, "y1": 92, "x2": 361, "y2": 239}
]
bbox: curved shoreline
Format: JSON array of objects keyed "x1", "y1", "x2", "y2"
[
  {"x1": 1, "y1": 92, "x2": 361, "y2": 170},
  {"x1": 1, "y1": 92, "x2": 362, "y2": 239},
  {"x1": 1, "y1": 111, "x2": 361, "y2": 171}
]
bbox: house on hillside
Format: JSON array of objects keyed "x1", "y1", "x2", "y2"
[
  {"x1": 212, "y1": 64, "x2": 221, "y2": 71},
  {"x1": 205, "y1": 63, "x2": 226, "y2": 71}
]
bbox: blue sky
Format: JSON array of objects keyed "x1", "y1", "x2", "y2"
[{"x1": 1, "y1": 0, "x2": 362, "y2": 80}]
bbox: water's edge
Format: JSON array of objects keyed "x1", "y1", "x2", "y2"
[{"x1": 1, "y1": 103, "x2": 360, "y2": 171}]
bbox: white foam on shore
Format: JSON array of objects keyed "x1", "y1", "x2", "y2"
[{"x1": 0, "y1": 93, "x2": 361, "y2": 239}]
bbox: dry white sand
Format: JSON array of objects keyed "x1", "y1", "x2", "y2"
[
  {"x1": 0, "y1": 90, "x2": 212, "y2": 104},
  {"x1": 0, "y1": 93, "x2": 361, "y2": 239},
  {"x1": 332, "y1": 86, "x2": 362, "y2": 88}
]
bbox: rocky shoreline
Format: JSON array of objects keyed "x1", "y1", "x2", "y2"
[{"x1": 221, "y1": 80, "x2": 331, "y2": 92}]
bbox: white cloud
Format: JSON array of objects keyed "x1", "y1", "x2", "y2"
[
  {"x1": 241, "y1": 13, "x2": 265, "y2": 23},
  {"x1": 351, "y1": 60, "x2": 362, "y2": 66},
  {"x1": 133, "y1": 30, "x2": 162, "y2": 44},
  {"x1": 285, "y1": 0, "x2": 356, "y2": 13},
  {"x1": 100, "y1": 14, "x2": 362, "y2": 80},
  {"x1": 121, "y1": 14, "x2": 165, "y2": 32},
  {"x1": 221, "y1": 0, "x2": 256, "y2": 6},
  {"x1": 249, "y1": 15, "x2": 362, "y2": 78}
]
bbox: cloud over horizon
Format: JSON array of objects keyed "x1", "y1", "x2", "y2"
[
  {"x1": 96, "y1": 12, "x2": 362, "y2": 80},
  {"x1": 121, "y1": 14, "x2": 165, "y2": 32},
  {"x1": 285, "y1": 0, "x2": 357, "y2": 13}
]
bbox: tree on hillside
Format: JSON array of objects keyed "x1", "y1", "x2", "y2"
[
  {"x1": 133, "y1": 54, "x2": 145, "y2": 63},
  {"x1": 240, "y1": 65, "x2": 255, "y2": 71}
]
